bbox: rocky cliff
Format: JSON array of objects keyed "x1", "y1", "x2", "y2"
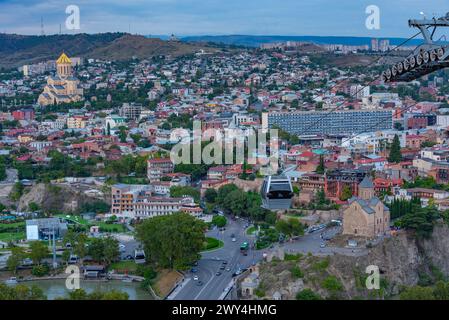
[
  {"x1": 255, "y1": 223, "x2": 449, "y2": 299},
  {"x1": 17, "y1": 183, "x2": 107, "y2": 213}
]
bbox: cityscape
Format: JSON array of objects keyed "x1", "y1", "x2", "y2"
[{"x1": 2, "y1": 0, "x2": 449, "y2": 311}]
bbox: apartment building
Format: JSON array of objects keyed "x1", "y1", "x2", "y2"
[
  {"x1": 262, "y1": 110, "x2": 393, "y2": 136},
  {"x1": 110, "y1": 184, "x2": 201, "y2": 219},
  {"x1": 147, "y1": 158, "x2": 174, "y2": 182}
]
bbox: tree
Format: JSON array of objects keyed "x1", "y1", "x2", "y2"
[
  {"x1": 88, "y1": 238, "x2": 105, "y2": 263},
  {"x1": 316, "y1": 155, "x2": 325, "y2": 174},
  {"x1": 102, "y1": 237, "x2": 120, "y2": 265},
  {"x1": 296, "y1": 288, "x2": 322, "y2": 300},
  {"x1": 340, "y1": 185, "x2": 353, "y2": 201},
  {"x1": 136, "y1": 213, "x2": 206, "y2": 269},
  {"x1": 28, "y1": 202, "x2": 40, "y2": 212},
  {"x1": 400, "y1": 286, "x2": 435, "y2": 300},
  {"x1": 388, "y1": 134, "x2": 402, "y2": 163},
  {"x1": 61, "y1": 250, "x2": 71, "y2": 266},
  {"x1": 6, "y1": 247, "x2": 26, "y2": 274},
  {"x1": 170, "y1": 186, "x2": 200, "y2": 203},
  {"x1": 212, "y1": 215, "x2": 227, "y2": 228},
  {"x1": 204, "y1": 188, "x2": 218, "y2": 203},
  {"x1": 29, "y1": 241, "x2": 49, "y2": 266},
  {"x1": 0, "y1": 283, "x2": 46, "y2": 300}
]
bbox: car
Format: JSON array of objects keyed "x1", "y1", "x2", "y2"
[
  {"x1": 125, "y1": 255, "x2": 133, "y2": 260},
  {"x1": 216, "y1": 271, "x2": 222, "y2": 276},
  {"x1": 226, "y1": 267, "x2": 231, "y2": 272},
  {"x1": 232, "y1": 237, "x2": 236, "y2": 242},
  {"x1": 320, "y1": 242, "x2": 326, "y2": 248},
  {"x1": 191, "y1": 268, "x2": 198, "y2": 273},
  {"x1": 193, "y1": 275, "x2": 199, "y2": 281},
  {"x1": 222, "y1": 260, "x2": 228, "y2": 265},
  {"x1": 193, "y1": 261, "x2": 198, "y2": 266},
  {"x1": 230, "y1": 234, "x2": 235, "y2": 238},
  {"x1": 220, "y1": 265, "x2": 225, "y2": 270},
  {"x1": 197, "y1": 281, "x2": 203, "y2": 286}
]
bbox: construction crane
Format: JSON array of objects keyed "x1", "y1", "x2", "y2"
[{"x1": 382, "y1": 12, "x2": 449, "y2": 82}]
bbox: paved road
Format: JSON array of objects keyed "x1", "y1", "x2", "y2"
[
  {"x1": 282, "y1": 227, "x2": 368, "y2": 257},
  {"x1": 171, "y1": 217, "x2": 264, "y2": 300}
]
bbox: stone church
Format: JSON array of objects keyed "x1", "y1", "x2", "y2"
[
  {"x1": 37, "y1": 53, "x2": 84, "y2": 106},
  {"x1": 342, "y1": 175, "x2": 390, "y2": 238}
]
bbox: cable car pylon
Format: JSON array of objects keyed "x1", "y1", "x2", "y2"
[{"x1": 382, "y1": 12, "x2": 449, "y2": 82}]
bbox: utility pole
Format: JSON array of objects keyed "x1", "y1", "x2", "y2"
[{"x1": 52, "y1": 226, "x2": 57, "y2": 269}]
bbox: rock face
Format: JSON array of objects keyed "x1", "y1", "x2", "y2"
[
  {"x1": 17, "y1": 183, "x2": 105, "y2": 213},
  {"x1": 330, "y1": 224, "x2": 449, "y2": 297},
  {"x1": 257, "y1": 223, "x2": 449, "y2": 299}
]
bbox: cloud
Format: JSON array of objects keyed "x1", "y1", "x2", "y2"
[{"x1": 0, "y1": 0, "x2": 448, "y2": 37}]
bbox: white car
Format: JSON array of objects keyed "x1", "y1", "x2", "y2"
[
  {"x1": 232, "y1": 237, "x2": 236, "y2": 242},
  {"x1": 193, "y1": 275, "x2": 199, "y2": 281}
]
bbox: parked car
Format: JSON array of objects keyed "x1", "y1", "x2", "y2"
[
  {"x1": 191, "y1": 268, "x2": 198, "y2": 273},
  {"x1": 197, "y1": 281, "x2": 203, "y2": 286},
  {"x1": 320, "y1": 242, "x2": 326, "y2": 248},
  {"x1": 220, "y1": 265, "x2": 225, "y2": 270},
  {"x1": 216, "y1": 271, "x2": 222, "y2": 276},
  {"x1": 193, "y1": 275, "x2": 199, "y2": 281}
]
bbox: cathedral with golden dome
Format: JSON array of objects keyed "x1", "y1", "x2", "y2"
[{"x1": 37, "y1": 53, "x2": 84, "y2": 106}]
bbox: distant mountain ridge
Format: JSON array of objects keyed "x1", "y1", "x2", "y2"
[
  {"x1": 180, "y1": 34, "x2": 426, "y2": 47},
  {"x1": 0, "y1": 33, "x2": 216, "y2": 69}
]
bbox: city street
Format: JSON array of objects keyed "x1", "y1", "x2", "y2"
[{"x1": 170, "y1": 216, "x2": 263, "y2": 300}]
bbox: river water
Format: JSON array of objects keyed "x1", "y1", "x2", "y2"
[{"x1": 14, "y1": 279, "x2": 154, "y2": 300}]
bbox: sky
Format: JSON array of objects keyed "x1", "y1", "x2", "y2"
[{"x1": 0, "y1": 0, "x2": 448, "y2": 38}]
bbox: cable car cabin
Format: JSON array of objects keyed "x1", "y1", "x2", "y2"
[{"x1": 261, "y1": 175, "x2": 294, "y2": 210}]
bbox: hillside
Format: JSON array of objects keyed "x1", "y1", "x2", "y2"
[
  {"x1": 249, "y1": 224, "x2": 449, "y2": 300},
  {"x1": 88, "y1": 34, "x2": 219, "y2": 61},
  {"x1": 181, "y1": 35, "x2": 426, "y2": 48},
  {"x1": 0, "y1": 33, "x2": 217, "y2": 69}
]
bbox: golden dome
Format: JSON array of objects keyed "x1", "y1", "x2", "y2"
[{"x1": 56, "y1": 52, "x2": 72, "y2": 64}]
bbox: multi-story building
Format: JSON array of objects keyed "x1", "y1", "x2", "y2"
[
  {"x1": 147, "y1": 158, "x2": 174, "y2": 182},
  {"x1": 110, "y1": 184, "x2": 201, "y2": 219},
  {"x1": 119, "y1": 103, "x2": 143, "y2": 121},
  {"x1": 67, "y1": 115, "x2": 87, "y2": 129},
  {"x1": 12, "y1": 109, "x2": 35, "y2": 121},
  {"x1": 325, "y1": 169, "x2": 367, "y2": 200},
  {"x1": 262, "y1": 110, "x2": 393, "y2": 136}
]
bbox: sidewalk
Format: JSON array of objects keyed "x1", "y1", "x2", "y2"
[{"x1": 166, "y1": 277, "x2": 190, "y2": 300}]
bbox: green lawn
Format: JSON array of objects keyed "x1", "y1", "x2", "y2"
[
  {"x1": 96, "y1": 222, "x2": 126, "y2": 233},
  {"x1": 0, "y1": 231, "x2": 25, "y2": 242},
  {"x1": 56, "y1": 214, "x2": 89, "y2": 226},
  {"x1": 246, "y1": 226, "x2": 256, "y2": 235},
  {"x1": 56, "y1": 214, "x2": 126, "y2": 233},
  {"x1": 108, "y1": 261, "x2": 139, "y2": 273},
  {"x1": 0, "y1": 221, "x2": 25, "y2": 232},
  {"x1": 202, "y1": 237, "x2": 224, "y2": 251}
]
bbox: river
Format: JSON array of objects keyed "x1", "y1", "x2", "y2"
[{"x1": 12, "y1": 279, "x2": 154, "y2": 300}]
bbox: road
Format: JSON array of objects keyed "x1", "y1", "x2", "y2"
[
  {"x1": 170, "y1": 217, "x2": 263, "y2": 300},
  {"x1": 282, "y1": 226, "x2": 368, "y2": 257}
]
